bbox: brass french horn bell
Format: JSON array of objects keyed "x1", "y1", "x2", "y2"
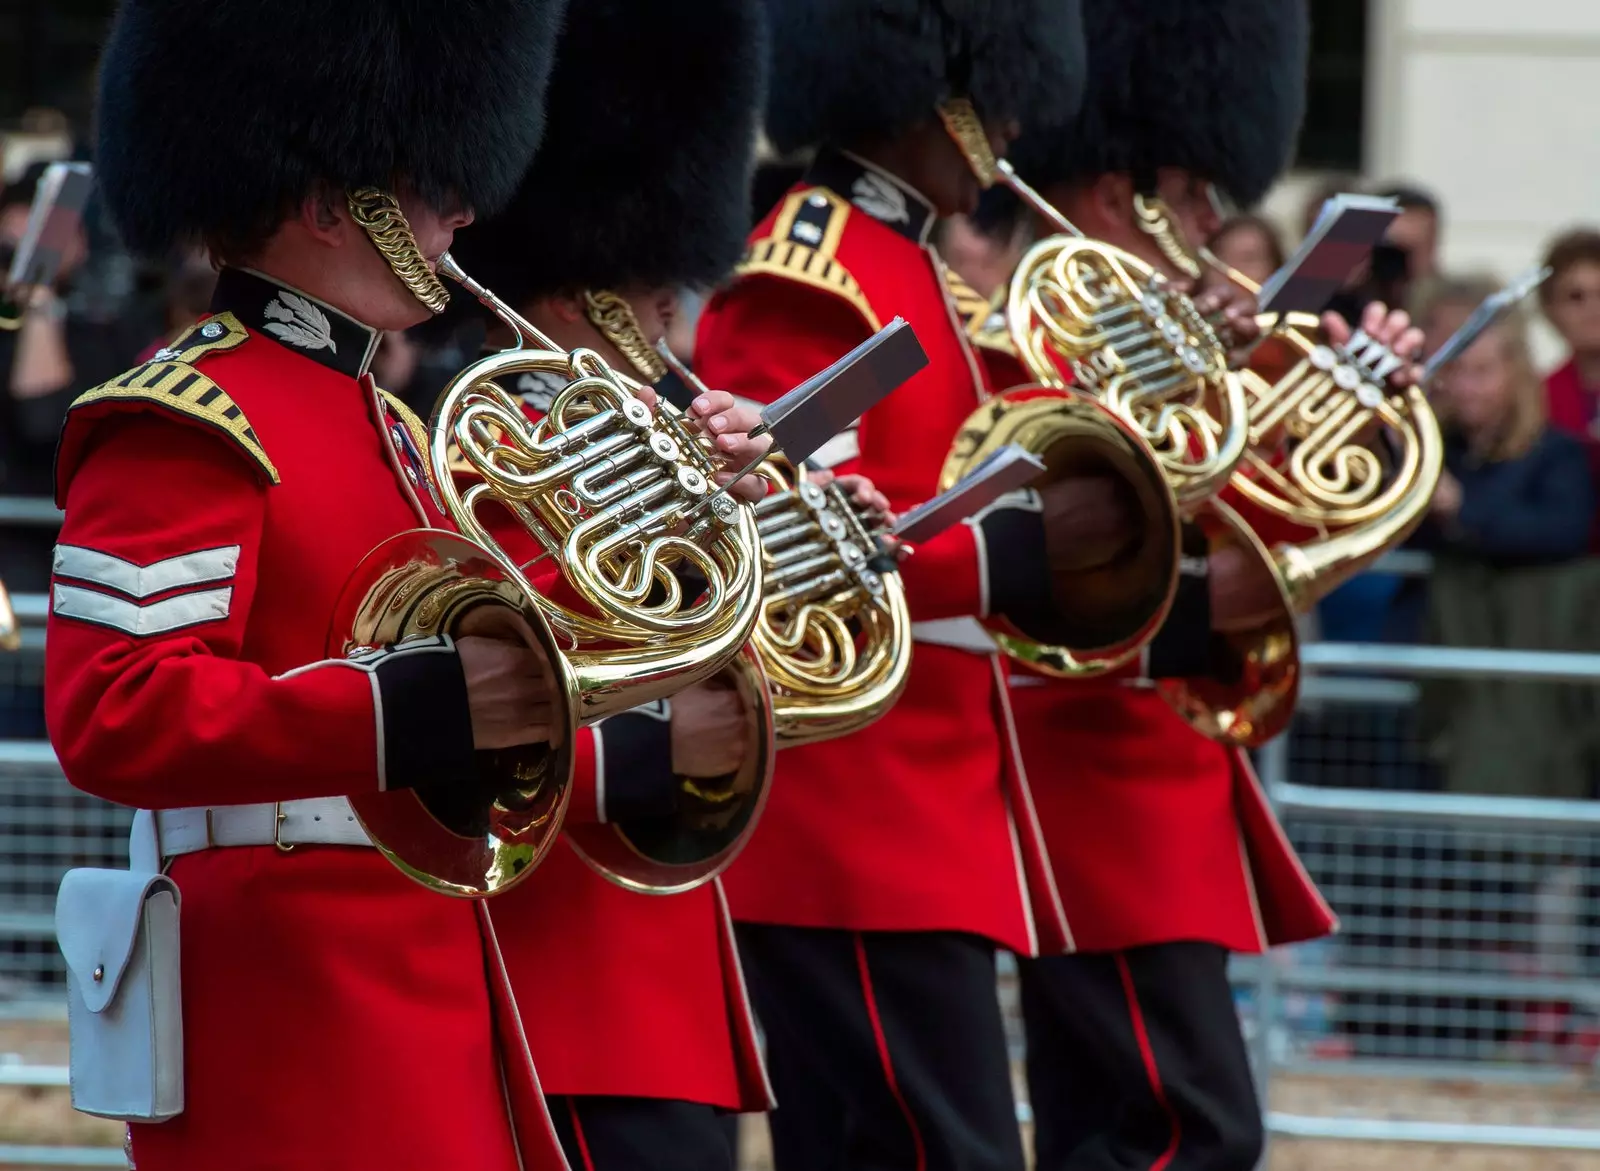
[{"x1": 329, "y1": 254, "x2": 767, "y2": 897}]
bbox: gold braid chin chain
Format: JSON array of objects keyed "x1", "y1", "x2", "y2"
[
  {"x1": 584, "y1": 289, "x2": 670, "y2": 383},
  {"x1": 1133, "y1": 194, "x2": 1204, "y2": 282},
  {"x1": 937, "y1": 98, "x2": 1003, "y2": 186},
  {"x1": 347, "y1": 187, "x2": 451, "y2": 315}
]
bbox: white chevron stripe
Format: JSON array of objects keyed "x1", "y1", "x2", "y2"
[
  {"x1": 53, "y1": 544, "x2": 240, "y2": 599},
  {"x1": 52, "y1": 583, "x2": 233, "y2": 637}
]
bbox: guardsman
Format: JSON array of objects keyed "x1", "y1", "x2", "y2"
[
  {"x1": 992, "y1": 3, "x2": 1423, "y2": 1167},
  {"x1": 692, "y1": 3, "x2": 1133, "y2": 1168},
  {"x1": 46, "y1": 2, "x2": 575, "y2": 1168},
  {"x1": 446, "y1": 1, "x2": 779, "y2": 1167}
]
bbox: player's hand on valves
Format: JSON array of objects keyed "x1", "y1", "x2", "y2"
[
  {"x1": 688, "y1": 389, "x2": 772, "y2": 502},
  {"x1": 1193, "y1": 281, "x2": 1262, "y2": 364},
  {"x1": 1322, "y1": 301, "x2": 1426, "y2": 389},
  {"x1": 455, "y1": 608, "x2": 563, "y2": 751}
]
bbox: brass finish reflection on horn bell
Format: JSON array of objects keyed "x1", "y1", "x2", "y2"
[
  {"x1": 941, "y1": 387, "x2": 1180, "y2": 675},
  {"x1": 565, "y1": 645, "x2": 776, "y2": 896},
  {"x1": 329, "y1": 531, "x2": 576, "y2": 897}
]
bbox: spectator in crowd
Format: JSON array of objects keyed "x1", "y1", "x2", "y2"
[
  {"x1": 1418, "y1": 276, "x2": 1592, "y2": 571},
  {"x1": 1538, "y1": 229, "x2": 1600, "y2": 553},
  {"x1": 0, "y1": 163, "x2": 154, "y2": 595},
  {"x1": 1411, "y1": 275, "x2": 1600, "y2": 800},
  {"x1": 1373, "y1": 183, "x2": 1443, "y2": 295},
  {"x1": 1208, "y1": 213, "x2": 1286, "y2": 287}
]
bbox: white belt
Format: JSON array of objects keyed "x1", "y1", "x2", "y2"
[
  {"x1": 153, "y1": 798, "x2": 373, "y2": 858},
  {"x1": 910, "y1": 617, "x2": 997, "y2": 655}
]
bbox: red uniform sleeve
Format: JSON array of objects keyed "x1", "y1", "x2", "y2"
[
  {"x1": 47, "y1": 415, "x2": 475, "y2": 809},
  {"x1": 697, "y1": 277, "x2": 998, "y2": 622}
]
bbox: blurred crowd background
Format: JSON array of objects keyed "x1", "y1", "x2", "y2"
[{"x1": 4, "y1": 0, "x2": 1600, "y2": 806}]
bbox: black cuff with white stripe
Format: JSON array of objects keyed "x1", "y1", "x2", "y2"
[
  {"x1": 978, "y1": 496, "x2": 1079, "y2": 646},
  {"x1": 1144, "y1": 523, "x2": 1233, "y2": 682},
  {"x1": 596, "y1": 705, "x2": 679, "y2": 821},
  {"x1": 369, "y1": 636, "x2": 476, "y2": 792}
]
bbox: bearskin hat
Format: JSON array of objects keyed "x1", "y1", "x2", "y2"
[
  {"x1": 94, "y1": 0, "x2": 566, "y2": 259},
  {"x1": 762, "y1": 0, "x2": 1086, "y2": 157},
  {"x1": 448, "y1": 0, "x2": 769, "y2": 303},
  {"x1": 1009, "y1": 0, "x2": 1310, "y2": 207}
]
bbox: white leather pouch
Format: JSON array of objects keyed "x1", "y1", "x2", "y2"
[{"x1": 55, "y1": 867, "x2": 183, "y2": 1121}]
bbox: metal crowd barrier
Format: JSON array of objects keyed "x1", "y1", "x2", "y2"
[{"x1": 1253, "y1": 642, "x2": 1600, "y2": 1155}]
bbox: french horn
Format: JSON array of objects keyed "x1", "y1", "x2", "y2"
[
  {"x1": 329, "y1": 254, "x2": 766, "y2": 897},
  {"x1": 1156, "y1": 250, "x2": 1443, "y2": 747},
  {"x1": 936, "y1": 100, "x2": 1256, "y2": 676}
]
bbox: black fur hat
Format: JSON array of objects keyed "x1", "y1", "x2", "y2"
[
  {"x1": 449, "y1": 0, "x2": 769, "y2": 302},
  {"x1": 94, "y1": 0, "x2": 566, "y2": 259},
  {"x1": 762, "y1": 0, "x2": 1086, "y2": 157},
  {"x1": 1009, "y1": 0, "x2": 1309, "y2": 206}
]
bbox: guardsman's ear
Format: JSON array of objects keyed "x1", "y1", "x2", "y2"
[
  {"x1": 1090, "y1": 173, "x2": 1137, "y2": 235},
  {"x1": 550, "y1": 293, "x2": 586, "y2": 325},
  {"x1": 299, "y1": 187, "x2": 347, "y2": 248}
]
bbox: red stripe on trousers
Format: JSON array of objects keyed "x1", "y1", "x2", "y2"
[
  {"x1": 853, "y1": 933, "x2": 928, "y2": 1171},
  {"x1": 567, "y1": 1099, "x2": 598, "y2": 1171},
  {"x1": 1114, "y1": 953, "x2": 1183, "y2": 1171}
]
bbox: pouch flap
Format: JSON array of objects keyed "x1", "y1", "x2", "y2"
[{"x1": 56, "y1": 869, "x2": 180, "y2": 1013}]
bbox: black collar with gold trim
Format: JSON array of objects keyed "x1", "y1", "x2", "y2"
[
  {"x1": 210, "y1": 267, "x2": 381, "y2": 380},
  {"x1": 804, "y1": 150, "x2": 936, "y2": 245}
]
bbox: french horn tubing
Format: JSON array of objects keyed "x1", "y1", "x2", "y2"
[
  {"x1": 752, "y1": 458, "x2": 912, "y2": 746},
  {"x1": 328, "y1": 254, "x2": 766, "y2": 897},
  {"x1": 1153, "y1": 250, "x2": 1444, "y2": 748}
]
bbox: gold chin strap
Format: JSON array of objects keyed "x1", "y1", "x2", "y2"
[
  {"x1": 937, "y1": 98, "x2": 1003, "y2": 186},
  {"x1": 584, "y1": 289, "x2": 669, "y2": 383},
  {"x1": 1132, "y1": 193, "x2": 1204, "y2": 282},
  {"x1": 347, "y1": 187, "x2": 451, "y2": 315}
]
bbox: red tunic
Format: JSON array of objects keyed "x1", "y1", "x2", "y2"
[
  {"x1": 695, "y1": 151, "x2": 1066, "y2": 956},
  {"x1": 483, "y1": 372, "x2": 769, "y2": 1113},
  {"x1": 46, "y1": 268, "x2": 567, "y2": 1171},
  {"x1": 1009, "y1": 671, "x2": 1334, "y2": 954}
]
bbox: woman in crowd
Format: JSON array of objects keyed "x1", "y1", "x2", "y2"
[
  {"x1": 1413, "y1": 275, "x2": 1599, "y2": 800},
  {"x1": 1208, "y1": 213, "x2": 1286, "y2": 287},
  {"x1": 1540, "y1": 228, "x2": 1600, "y2": 553}
]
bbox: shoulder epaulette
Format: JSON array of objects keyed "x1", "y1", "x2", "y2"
[
  {"x1": 943, "y1": 270, "x2": 1019, "y2": 358},
  {"x1": 736, "y1": 188, "x2": 883, "y2": 331},
  {"x1": 149, "y1": 312, "x2": 251, "y2": 366},
  {"x1": 942, "y1": 268, "x2": 993, "y2": 336},
  {"x1": 67, "y1": 319, "x2": 278, "y2": 486}
]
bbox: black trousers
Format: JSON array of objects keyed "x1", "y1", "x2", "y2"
[
  {"x1": 548, "y1": 1095, "x2": 734, "y2": 1171},
  {"x1": 1020, "y1": 943, "x2": 1263, "y2": 1171},
  {"x1": 736, "y1": 924, "x2": 1025, "y2": 1171}
]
